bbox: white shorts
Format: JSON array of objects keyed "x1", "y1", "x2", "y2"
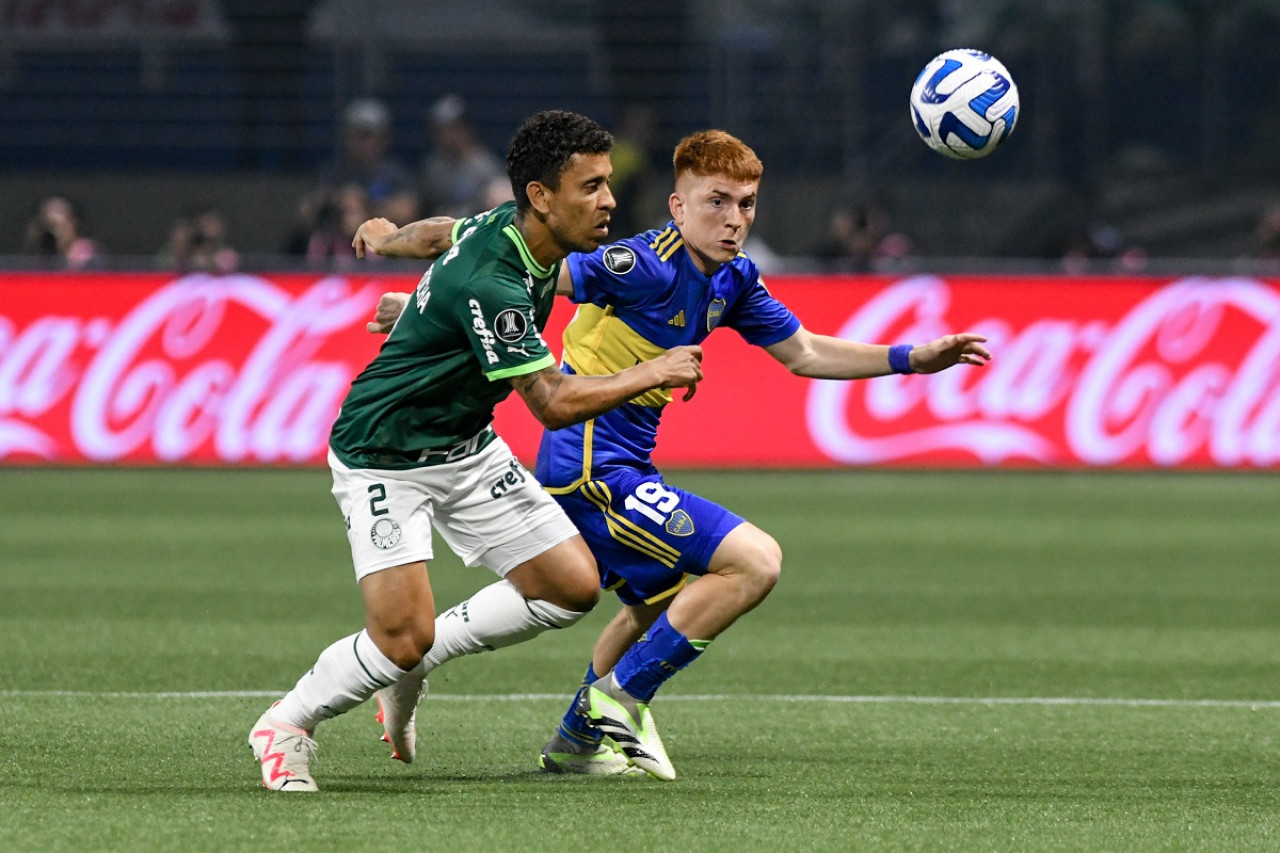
[{"x1": 328, "y1": 436, "x2": 579, "y2": 582}]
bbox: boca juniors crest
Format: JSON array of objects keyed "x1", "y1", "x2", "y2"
[
  {"x1": 706, "y1": 298, "x2": 727, "y2": 332},
  {"x1": 665, "y1": 509, "x2": 695, "y2": 536}
]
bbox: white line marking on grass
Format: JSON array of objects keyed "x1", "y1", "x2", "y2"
[{"x1": 4, "y1": 690, "x2": 1279, "y2": 709}]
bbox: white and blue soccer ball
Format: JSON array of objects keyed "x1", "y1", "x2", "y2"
[{"x1": 909, "y1": 49, "x2": 1019, "y2": 160}]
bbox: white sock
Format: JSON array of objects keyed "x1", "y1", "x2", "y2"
[
  {"x1": 273, "y1": 629, "x2": 408, "y2": 731},
  {"x1": 423, "y1": 579, "x2": 586, "y2": 673}
]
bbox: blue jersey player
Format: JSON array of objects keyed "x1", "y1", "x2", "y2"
[{"x1": 354, "y1": 130, "x2": 991, "y2": 780}]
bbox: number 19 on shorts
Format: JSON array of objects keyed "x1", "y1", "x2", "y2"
[{"x1": 624, "y1": 481, "x2": 680, "y2": 525}]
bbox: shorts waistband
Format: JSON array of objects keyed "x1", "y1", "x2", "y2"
[{"x1": 414, "y1": 426, "x2": 495, "y2": 466}]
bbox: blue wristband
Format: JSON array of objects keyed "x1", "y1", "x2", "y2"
[{"x1": 889, "y1": 344, "x2": 915, "y2": 375}]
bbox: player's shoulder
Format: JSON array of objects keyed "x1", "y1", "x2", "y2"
[
  {"x1": 636, "y1": 223, "x2": 760, "y2": 284},
  {"x1": 448, "y1": 201, "x2": 517, "y2": 260},
  {"x1": 640, "y1": 223, "x2": 684, "y2": 267},
  {"x1": 432, "y1": 204, "x2": 522, "y2": 287},
  {"x1": 574, "y1": 227, "x2": 678, "y2": 287}
]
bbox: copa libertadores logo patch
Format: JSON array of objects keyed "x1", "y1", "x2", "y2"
[
  {"x1": 603, "y1": 246, "x2": 637, "y2": 274},
  {"x1": 493, "y1": 308, "x2": 529, "y2": 343},
  {"x1": 370, "y1": 517, "x2": 402, "y2": 549}
]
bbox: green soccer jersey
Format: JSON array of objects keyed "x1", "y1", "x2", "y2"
[{"x1": 329, "y1": 202, "x2": 559, "y2": 469}]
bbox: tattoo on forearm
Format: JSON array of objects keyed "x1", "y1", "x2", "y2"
[
  {"x1": 384, "y1": 230, "x2": 413, "y2": 250},
  {"x1": 377, "y1": 217, "x2": 454, "y2": 258},
  {"x1": 512, "y1": 368, "x2": 561, "y2": 420},
  {"x1": 420, "y1": 217, "x2": 456, "y2": 256}
]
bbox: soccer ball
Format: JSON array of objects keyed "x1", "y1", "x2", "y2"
[{"x1": 909, "y1": 49, "x2": 1019, "y2": 160}]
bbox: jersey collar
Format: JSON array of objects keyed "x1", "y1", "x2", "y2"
[{"x1": 502, "y1": 224, "x2": 553, "y2": 279}]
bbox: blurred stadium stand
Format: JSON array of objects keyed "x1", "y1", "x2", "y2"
[{"x1": 3, "y1": 0, "x2": 1280, "y2": 268}]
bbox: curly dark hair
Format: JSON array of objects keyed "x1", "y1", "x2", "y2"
[{"x1": 506, "y1": 110, "x2": 613, "y2": 213}]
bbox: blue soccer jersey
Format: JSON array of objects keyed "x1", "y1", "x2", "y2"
[
  {"x1": 535, "y1": 223, "x2": 801, "y2": 490},
  {"x1": 534, "y1": 224, "x2": 801, "y2": 605}
]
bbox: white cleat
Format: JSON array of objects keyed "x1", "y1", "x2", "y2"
[
  {"x1": 375, "y1": 666, "x2": 427, "y2": 764},
  {"x1": 248, "y1": 708, "x2": 319, "y2": 792},
  {"x1": 580, "y1": 676, "x2": 676, "y2": 781}
]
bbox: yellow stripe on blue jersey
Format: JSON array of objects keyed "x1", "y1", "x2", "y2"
[
  {"x1": 649, "y1": 226, "x2": 680, "y2": 255},
  {"x1": 581, "y1": 480, "x2": 679, "y2": 564},
  {"x1": 543, "y1": 418, "x2": 595, "y2": 495},
  {"x1": 580, "y1": 480, "x2": 681, "y2": 567},
  {"x1": 562, "y1": 303, "x2": 673, "y2": 408},
  {"x1": 658, "y1": 237, "x2": 684, "y2": 261},
  {"x1": 642, "y1": 574, "x2": 691, "y2": 606}
]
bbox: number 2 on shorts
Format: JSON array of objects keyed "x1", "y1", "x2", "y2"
[{"x1": 368, "y1": 483, "x2": 389, "y2": 517}]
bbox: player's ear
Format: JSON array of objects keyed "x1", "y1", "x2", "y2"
[
  {"x1": 669, "y1": 191, "x2": 684, "y2": 224},
  {"x1": 526, "y1": 181, "x2": 552, "y2": 215}
]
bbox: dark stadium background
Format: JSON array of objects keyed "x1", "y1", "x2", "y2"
[{"x1": 3, "y1": 0, "x2": 1280, "y2": 266}]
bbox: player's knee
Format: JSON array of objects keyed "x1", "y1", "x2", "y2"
[
  {"x1": 736, "y1": 528, "x2": 783, "y2": 599},
  {"x1": 558, "y1": 566, "x2": 601, "y2": 613},
  {"x1": 507, "y1": 537, "x2": 601, "y2": 612},
  {"x1": 368, "y1": 613, "x2": 435, "y2": 669},
  {"x1": 549, "y1": 543, "x2": 602, "y2": 612}
]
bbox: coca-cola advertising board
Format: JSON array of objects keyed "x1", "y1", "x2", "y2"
[{"x1": 2, "y1": 271, "x2": 1278, "y2": 469}]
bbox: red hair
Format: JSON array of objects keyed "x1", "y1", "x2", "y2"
[{"x1": 672, "y1": 130, "x2": 763, "y2": 183}]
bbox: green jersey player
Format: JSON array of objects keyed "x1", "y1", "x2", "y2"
[{"x1": 248, "y1": 110, "x2": 703, "y2": 792}]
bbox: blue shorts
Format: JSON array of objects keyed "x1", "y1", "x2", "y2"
[{"x1": 552, "y1": 468, "x2": 745, "y2": 606}]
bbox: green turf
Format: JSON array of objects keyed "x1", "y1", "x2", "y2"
[{"x1": 1, "y1": 468, "x2": 1277, "y2": 851}]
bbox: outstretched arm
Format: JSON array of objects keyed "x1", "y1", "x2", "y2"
[
  {"x1": 352, "y1": 216, "x2": 457, "y2": 260},
  {"x1": 366, "y1": 263, "x2": 575, "y2": 334},
  {"x1": 765, "y1": 326, "x2": 990, "y2": 379},
  {"x1": 510, "y1": 346, "x2": 704, "y2": 431}
]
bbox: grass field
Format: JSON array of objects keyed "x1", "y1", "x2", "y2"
[{"x1": 1, "y1": 467, "x2": 1278, "y2": 851}]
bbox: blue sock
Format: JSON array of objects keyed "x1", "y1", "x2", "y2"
[
  {"x1": 559, "y1": 662, "x2": 601, "y2": 745},
  {"x1": 612, "y1": 612, "x2": 707, "y2": 702}
]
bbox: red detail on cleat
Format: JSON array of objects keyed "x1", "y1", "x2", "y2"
[
  {"x1": 375, "y1": 696, "x2": 391, "y2": 745},
  {"x1": 252, "y1": 728, "x2": 297, "y2": 784},
  {"x1": 374, "y1": 691, "x2": 413, "y2": 763}
]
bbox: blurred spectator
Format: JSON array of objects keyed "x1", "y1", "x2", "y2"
[
  {"x1": 317, "y1": 98, "x2": 418, "y2": 224},
  {"x1": 1060, "y1": 220, "x2": 1147, "y2": 274},
  {"x1": 608, "y1": 103, "x2": 665, "y2": 235},
  {"x1": 744, "y1": 234, "x2": 784, "y2": 275},
  {"x1": 21, "y1": 196, "x2": 101, "y2": 269},
  {"x1": 1254, "y1": 204, "x2": 1280, "y2": 261},
  {"x1": 479, "y1": 175, "x2": 516, "y2": 211},
  {"x1": 419, "y1": 95, "x2": 506, "y2": 217},
  {"x1": 283, "y1": 184, "x2": 371, "y2": 269},
  {"x1": 811, "y1": 201, "x2": 913, "y2": 273},
  {"x1": 157, "y1": 206, "x2": 239, "y2": 273}
]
